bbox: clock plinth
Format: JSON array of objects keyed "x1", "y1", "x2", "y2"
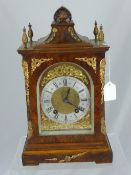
[
  {"x1": 18, "y1": 7, "x2": 113, "y2": 166},
  {"x1": 22, "y1": 136, "x2": 112, "y2": 165}
]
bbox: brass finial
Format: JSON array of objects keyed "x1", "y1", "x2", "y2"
[
  {"x1": 22, "y1": 27, "x2": 28, "y2": 48},
  {"x1": 28, "y1": 23, "x2": 33, "y2": 46},
  {"x1": 98, "y1": 24, "x2": 104, "y2": 42},
  {"x1": 93, "y1": 20, "x2": 99, "y2": 42}
]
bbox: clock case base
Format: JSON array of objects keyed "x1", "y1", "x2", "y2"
[{"x1": 22, "y1": 135, "x2": 112, "y2": 165}]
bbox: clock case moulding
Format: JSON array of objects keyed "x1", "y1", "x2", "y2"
[{"x1": 17, "y1": 6, "x2": 113, "y2": 165}]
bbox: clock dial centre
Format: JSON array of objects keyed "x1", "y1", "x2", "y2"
[{"x1": 51, "y1": 87, "x2": 80, "y2": 114}]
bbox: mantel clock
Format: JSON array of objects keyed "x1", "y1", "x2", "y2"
[{"x1": 18, "y1": 7, "x2": 113, "y2": 165}]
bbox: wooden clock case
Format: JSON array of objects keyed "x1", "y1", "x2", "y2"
[{"x1": 18, "y1": 7, "x2": 113, "y2": 165}]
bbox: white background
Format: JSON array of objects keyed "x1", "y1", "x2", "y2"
[{"x1": 0, "y1": 0, "x2": 131, "y2": 174}]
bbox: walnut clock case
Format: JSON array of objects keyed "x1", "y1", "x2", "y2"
[{"x1": 17, "y1": 7, "x2": 113, "y2": 165}]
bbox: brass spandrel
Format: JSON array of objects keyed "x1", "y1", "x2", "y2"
[
  {"x1": 75, "y1": 57, "x2": 96, "y2": 72},
  {"x1": 31, "y1": 58, "x2": 53, "y2": 74},
  {"x1": 22, "y1": 60, "x2": 30, "y2": 106},
  {"x1": 100, "y1": 58, "x2": 106, "y2": 104}
]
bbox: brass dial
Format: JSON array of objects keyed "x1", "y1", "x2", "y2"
[{"x1": 51, "y1": 87, "x2": 80, "y2": 114}]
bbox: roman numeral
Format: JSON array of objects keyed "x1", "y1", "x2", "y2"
[
  {"x1": 44, "y1": 100, "x2": 50, "y2": 103},
  {"x1": 46, "y1": 106, "x2": 53, "y2": 113},
  {"x1": 73, "y1": 81, "x2": 76, "y2": 87},
  {"x1": 46, "y1": 90, "x2": 52, "y2": 94},
  {"x1": 65, "y1": 115, "x2": 68, "y2": 122},
  {"x1": 54, "y1": 114, "x2": 59, "y2": 119},
  {"x1": 74, "y1": 113, "x2": 77, "y2": 118},
  {"x1": 63, "y1": 78, "x2": 67, "y2": 86},
  {"x1": 79, "y1": 89, "x2": 84, "y2": 93},
  {"x1": 81, "y1": 98, "x2": 88, "y2": 102},
  {"x1": 78, "y1": 106, "x2": 85, "y2": 112},
  {"x1": 53, "y1": 82, "x2": 58, "y2": 88}
]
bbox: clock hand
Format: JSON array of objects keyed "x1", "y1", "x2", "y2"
[
  {"x1": 64, "y1": 88, "x2": 70, "y2": 102},
  {"x1": 63, "y1": 88, "x2": 78, "y2": 109},
  {"x1": 66, "y1": 100, "x2": 78, "y2": 108},
  {"x1": 65, "y1": 100, "x2": 80, "y2": 113}
]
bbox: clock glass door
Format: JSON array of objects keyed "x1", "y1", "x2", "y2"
[{"x1": 37, "y1": 62, "x2": 94, "y2": 135}]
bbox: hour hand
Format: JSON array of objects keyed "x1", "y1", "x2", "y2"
[{"x1": 64, "y1": 88, "x2": 70, "y2": 102}]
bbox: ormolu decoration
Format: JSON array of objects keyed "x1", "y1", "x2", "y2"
[
  {"x1": 41, "y1": 112, "x2": 91, "y2": 130},
  {"x1": 100, "y1": 58, "x2": 106, "y2": 104},
  {"x1": 45, "y1": 28, "x2": 58, "y2": 44},
  {"x1": 68, "y1": 27, "x2": 81, "y2": 42},
  {"x1": 41, "y1": 63, "x2": 88, "y2": 86},
  {"x1": 75, "y1": 57, "x2": 96, "y2": 72},
  {"x1": 22, "y1": 60, "x2": 29, "y2": 106},
  {"x1": 31, "y1": 58, "x2": 53, "y2": 74},
  {"x1": 18, "y1": 6, "x2": 112, "y2": 166}
]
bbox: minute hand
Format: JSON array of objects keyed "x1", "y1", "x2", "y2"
[{"x1": 66, "y1": 100, "x2": 78, "y2": 108}]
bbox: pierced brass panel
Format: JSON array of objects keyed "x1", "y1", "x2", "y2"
[
  {"x1": 41, "y1": 63, "x2": 88, "y2": 87},
  {"x1": 41, "y1": 111, "x2": 91, "y2": 131}
]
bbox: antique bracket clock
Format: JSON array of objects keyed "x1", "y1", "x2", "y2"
[{"x1": 17, "y1": 7, "x2": 113, "y2": 165}]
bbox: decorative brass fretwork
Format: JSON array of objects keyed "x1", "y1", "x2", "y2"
[
  {"x1": 41, "y1": 112, "x2": 91, "y2": 131},
  {"x1": 45, "y1": 152, "x2": 88, "y2": 162},
  {"x1": 75, "y1": 57, "x2": 96, "y2": 72},
  {"x1": 100, "y1": 58, "x2": 106, "y2": 104},
  {"x1": 41, "y1": 63, "x2": 88, "y2": 87},
  {"x1": 31, "y1": 58, "x2": 53, "y2": 74},
  {"x1": 22, "y1": 60, "x2": 29, "y2": 106},
  {"x1": 101, "y1": 117, "x2": 106, "y2": 135},
  {"x1": 27, "y1": 121, "x2": 33, "y2": 139},
  {"x1": 68, "y1": 27, "x2": 81, "y2": 42}
]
